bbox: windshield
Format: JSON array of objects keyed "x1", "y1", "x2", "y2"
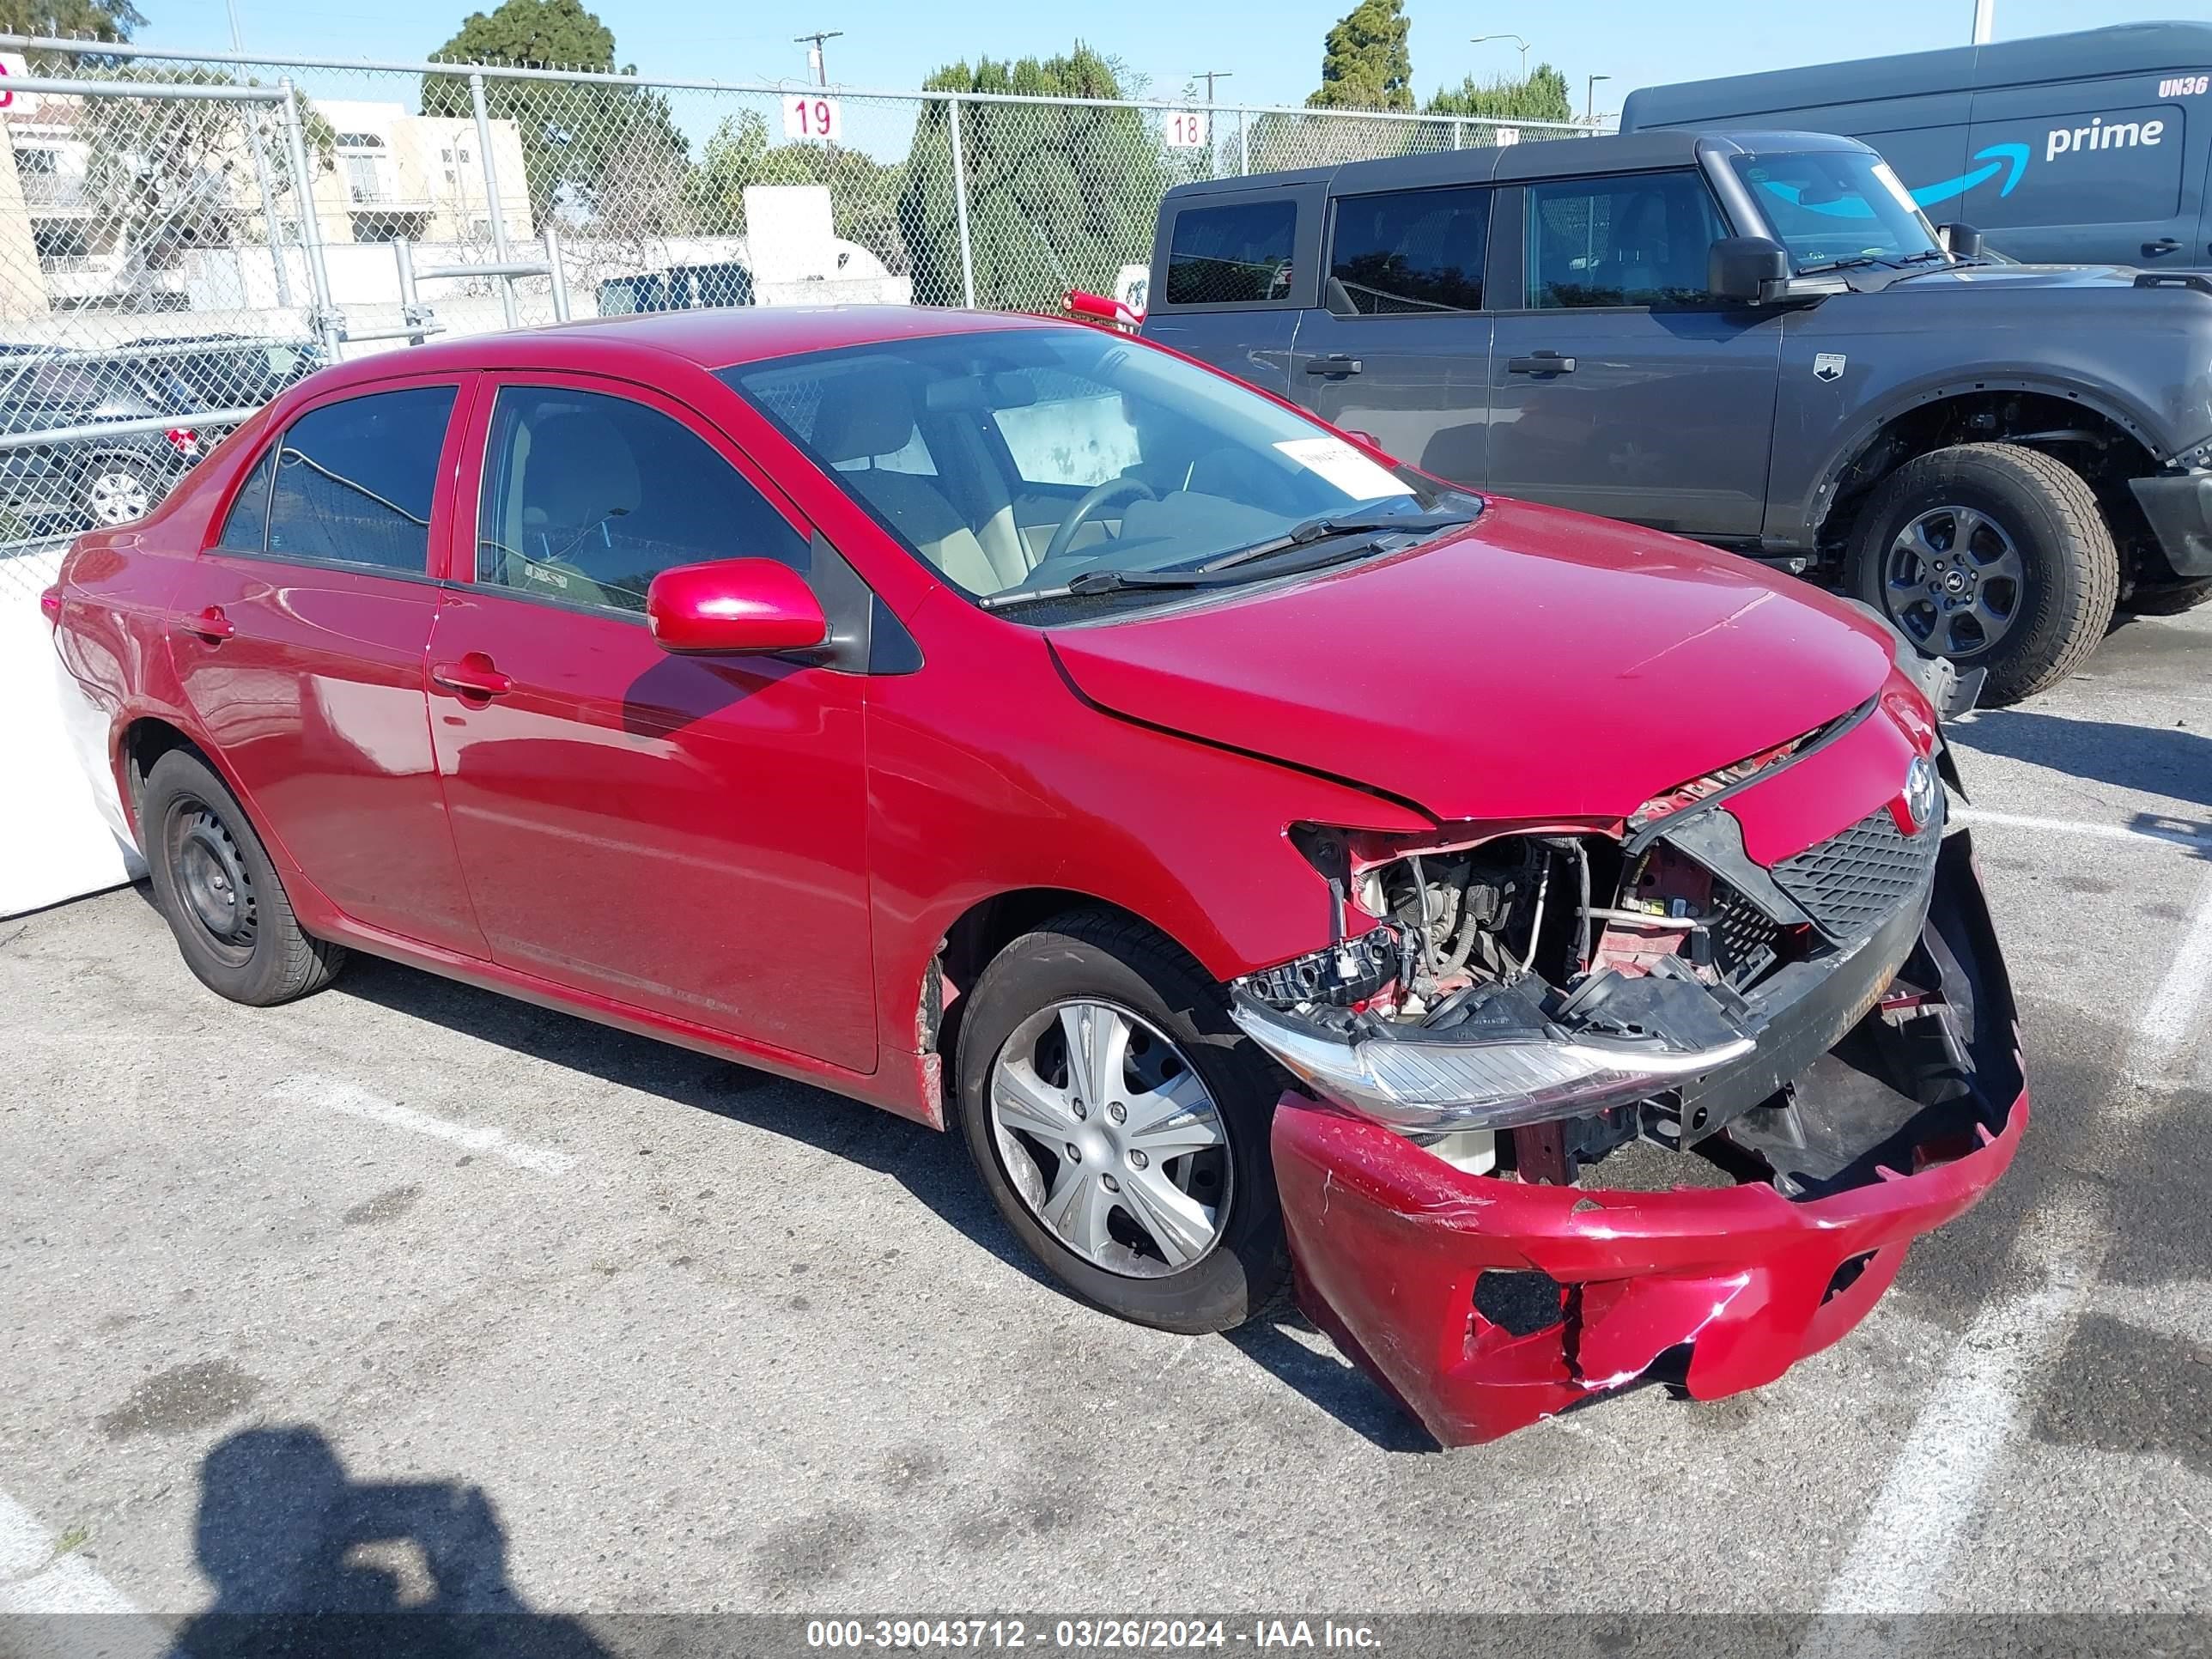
[
  {"x1": 722, "y1": 327, "x2": 1470, "y2": 613},
  {"x1": 1731, "y1": 149, "x2": 1948, "y2": 271}
]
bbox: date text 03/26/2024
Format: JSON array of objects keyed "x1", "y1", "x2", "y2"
[{"x1": 805, "y1": 1620, "x2": 1382, "y2": 1650}]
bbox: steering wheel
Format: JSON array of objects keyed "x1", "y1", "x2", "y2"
[{"x1": 1042, "y1": 476, "x2": 1158, "y2": 566}]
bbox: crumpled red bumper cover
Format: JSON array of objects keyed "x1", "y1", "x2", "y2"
[{"x1": 1269, "y1": 835, "x2": 2027, "y2": 1447}]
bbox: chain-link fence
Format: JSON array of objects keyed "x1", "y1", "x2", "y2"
[{"x1": 0, "y1": 32, "x2": 1594, "y2": 547}]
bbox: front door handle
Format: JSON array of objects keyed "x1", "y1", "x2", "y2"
[
  {"x1": 1304, "y1": 353, "x2": 1363, "y2": 376},
  {"x1": 431, "y1": 653, "x2": 513, "y2": 699},
  {"x1": 183, "y1": 605, "x2": 234, "y2": 641},
  {"x1": 1508, "y1": 350, "x2": 1577, "y2": 376},
  {"x1": 2143, "y1": 237, "x2": 2184, "y2": 257}
]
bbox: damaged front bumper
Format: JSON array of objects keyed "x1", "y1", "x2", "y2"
[{"x1": 1265, "y1": 831, "x2": 2026, "y2": 1446}]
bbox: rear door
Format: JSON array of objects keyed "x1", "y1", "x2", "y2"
[
  {"x1": 1139, "y1": 186, "x2": 1321, "y2": 395},
  {"x1": 167, "y1": 376, "x2": 488, "y2": 957},
  {"x1": 1486, "y1": 168, "x2": 1784, "y2": 540},
  {"x1": 1290, "y1": 182, "x2": 1495, "y2": 485}
]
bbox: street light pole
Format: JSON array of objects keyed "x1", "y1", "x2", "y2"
[
  {"x1": 1471, "y1": 33, "x2": 1531, "y2": 76},
  {"x1": 1585, "y1": 73, "x2": 1612, "y2": 126},
  {"x1": 1972, "y1": 0, "x2": 1995, "y2": 43},
  {"x1": 794, "y1": 30, "x2": 844, "y2": 87}
]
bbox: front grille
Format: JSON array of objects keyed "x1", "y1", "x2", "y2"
[
  {"x1": 1770, "y1": 804, "x2": 1941, "y2": 939},
  {"x1": 1711, "y1": 883, "x2": 1782, "y2": 987}
]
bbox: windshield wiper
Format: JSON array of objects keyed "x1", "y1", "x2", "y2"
[
  {"x1": 1796, "y1": 254, "x2": 1886, "y2": 276},
  {"x1": 1194, "y1": 506, "x2": 1476, "y2": 573},
  {"x1": 978, "y1": 528, "x2": 1451, "y2": 611}
]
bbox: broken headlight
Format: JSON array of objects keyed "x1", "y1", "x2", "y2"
[{"x1": 1231, "y1": 985, "x2": 1753, "y2": 1136}]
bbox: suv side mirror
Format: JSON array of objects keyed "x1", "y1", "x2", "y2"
[
  {"x1": 647, "y1": 558, "x2": 827, "y2": 655},
  {"x1": 1938, "y1": 222, "x2": 1984, "y2": 258},
  {"x1": 1708, "y1": 235, "x2": 1791, "y2": 303}
]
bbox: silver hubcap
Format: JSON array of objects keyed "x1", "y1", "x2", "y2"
[
  {"x1": 988, "y1": 1000, "x2": 1231, "y2": 1279},
  {"x1": 1881, "y1": 504, "x2": 2025, "y2": 659},
  {"x1": 87, "y1": 470, "x2": 152, "y2": 526}
]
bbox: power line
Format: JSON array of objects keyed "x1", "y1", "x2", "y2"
[
  {"x1": 793, "y1": 30, "x2": 843, "y2": 88},
  {"x1": 1193, "y1": 69, "x2": 1232, "y2": 106}
]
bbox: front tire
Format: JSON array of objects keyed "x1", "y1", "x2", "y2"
[
  {"x1": 1848, "y1": 441, "x2": 2118, "y2": 705},
  {"x1": 143, "y1": 748, "x2": 345, "y2": 1006},
  {"x1": 954, "y1": 910, "x2": 1290, "y2": 1334}
]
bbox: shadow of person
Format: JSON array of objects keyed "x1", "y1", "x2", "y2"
[{"x1": 169, "y1": 1426, "x2": 609, "y2": 1659}]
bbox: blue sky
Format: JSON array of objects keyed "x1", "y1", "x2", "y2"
[{"x1": 133, "y1": 0, "x2": 2212, "y2": 112}]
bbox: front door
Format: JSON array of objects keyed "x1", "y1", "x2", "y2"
[
  {"x1": 426, "y1": 374, "x2": 876, "y2": 1073},
  {"x1": 1487, "y1": 170, "x2": 1784, "y2": 540},
  {"x1": 167, "y1": 378, "x2": 488, "y2": 957},
  {"x1": 1291, "y1": 181, "x2": 1496, "y2": 487}
]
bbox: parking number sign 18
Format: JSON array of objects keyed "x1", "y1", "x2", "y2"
[
  {"x1": 784, "y1": 94, "x2": 842, "y2": 143},
  {"x1": 1165, "y1": 111, "x2": 1208, "y2": 149}
]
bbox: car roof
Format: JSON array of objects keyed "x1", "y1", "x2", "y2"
[
  {"x1": 1161, "y1": 127, "x2": 1869, "y2": 202},
  {"x1": 305, "y1": 305, "x2": 1066, "y2": 394}
]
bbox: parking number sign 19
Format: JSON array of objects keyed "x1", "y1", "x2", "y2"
[
  {"x1": 1165, "y1": 111, "x2": 1208, "y2": 149},
  {"x1": 784, "y1": 94, "x2": 842, "y2": 143}
]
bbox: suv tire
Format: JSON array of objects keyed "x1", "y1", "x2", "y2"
[
  {"x1": 954, "y1": 908, "x2": 1291, "y2": 1334},
  {"x1": 143, "y1": 747, "x2": 347, "y2": 1006},
  {"x1": 2127, "y1": 577, "x2": 2212, "y2": 617},
  {"x1": 1848, "y1": 441, "x2": 2118, "y2": 705}
]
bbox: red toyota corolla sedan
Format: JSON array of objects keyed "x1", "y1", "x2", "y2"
[{"x1": 46, "y1": 307, "x2": 2027, "y2": 1444}]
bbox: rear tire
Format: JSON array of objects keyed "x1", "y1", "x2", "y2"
[
  {"x1": 954, "y1": 909, "x2": 1290, "y2": 1334},
  {"x1": 79, "y1": 454, "x2": 163, "y2": 527},
  {"x1": 143, "y1": 748, "x2": 345, "y2": 1006},
  {"x1": 1848, "y1": 441, "x2": 2118, "y2": 705},
  {"x1": 2128, "y1": 577, "x2": 2212, "y2": 617}
]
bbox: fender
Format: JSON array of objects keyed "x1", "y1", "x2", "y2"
[{"x1": 1775, "y1": 367, "x2": 2168, "y2": 550}]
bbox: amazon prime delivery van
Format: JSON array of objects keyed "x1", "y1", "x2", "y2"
[{"x1": 1620, "y1": 21, "x2": 2212, "y2": 267}]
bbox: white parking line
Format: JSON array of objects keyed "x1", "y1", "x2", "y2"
[
  {"x1": 1954, "y1": 807, "x2": 2212, "y2": 850},
  {"x1": 0, "y1": 1490, "x2": 170, "y2": 1656},
  {"x1": 2128, "y1": 864, "x2": 2212, "y2": 1091},
  {"x1": 1808, "y1": 1186, "x2": 2106, "y2": 1627},
  {"x1": 270, "y1": 1076, "x2": 575, "y2": 1175}
]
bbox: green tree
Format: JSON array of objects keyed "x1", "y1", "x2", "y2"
[
  {"x1": 420, "y1": 0, "x2": 687, "y2": 228},
  {"x1": 900, "y1": 44, "x2": 1167, "y2": 308},
  {"x1": 1307, "y1": 0, "x2": 1413, "y2": 112},
  {"x1": 1425, "y1": 62, "x2": 1572, "y2": 124},
  {"x1": 0, "y1": 0, "x2": 145, "y2": 42}
]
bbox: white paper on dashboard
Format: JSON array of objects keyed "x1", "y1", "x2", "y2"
[{"x1": 1273, "y1": 437, "x2": 1413, "y2": 501}]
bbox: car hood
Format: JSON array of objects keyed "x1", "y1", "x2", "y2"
[
  {"x1": 1045, "y1": 499, "x2": 1896, "y2": 824},
  {"x1": 1849, "y1": 260, "x2": 2162, "y2": 295}
]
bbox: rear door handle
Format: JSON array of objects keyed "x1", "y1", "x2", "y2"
[
  {"x1": 1507, "y1": 351, "x2": 1577, "y2": 376},
  {"x1": 1304, "y1": 353, "x2": 1363, "y2": 375},
  {"x1": 431, "y1": 653, "x2": 513, "y2": 699},
  {"x1": 183, "y1": 605, "x2": 234, "y2": 641},
  {"x1": 2143, "y1": 237, "x2": 2183, "y2": 256}
]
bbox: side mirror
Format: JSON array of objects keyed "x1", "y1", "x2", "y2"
[
  {"x1": 646, "y1": 558, "x2": 827, "y2": 655},
  {"x1": 1708, "y1": 235, "x2": 1791, "y2": 304},
  {"x1": 1937, "y1": 222, "x2": 1984, "y2": 258}
]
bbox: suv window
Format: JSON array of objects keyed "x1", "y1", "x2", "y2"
[
  {"x1": 1164, "y1": 200, "x2": 1297, "y2": 306},
  {"x1": 1328, "y1": 186, "x2": 1492, "y2": 314},
  {"x1": 264, "y1": 386, "x2": 456, "y2": 571},
  {"x1": 1526, "y1": 171, "x2": 1728, "y2": 308},
  {"x1": 476, "y1": 386, "x2": 808, "y2": 614}
]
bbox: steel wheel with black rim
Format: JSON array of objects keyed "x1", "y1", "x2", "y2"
[
  {"x1": 142, "y1": 747, "x2": 346, "y2": 1006},
  {"x1": 1849, "y1": 441, "x2": 2118, "y2": 705},
  {"x1": 955, "y1": 909, "x2": 1289, "y2": 1333}
]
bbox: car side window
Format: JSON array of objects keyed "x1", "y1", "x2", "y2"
[
  {"x1": 1526, "y1": 171, "x2": 1729, "y2": 309},
  {"x1": 1164, "y1": 201, "x2": 1297, "y2": 306},
  {"x1": 1327, "y1": 186, "x2": 1492, "y2": 314},
  {"x1": 476, "y1": 386, "x2": 809, "y2": 615},
  {"x1": 217, "y1": 449, "x2": 276, "y2": 551},
  {"x1": 264, "y1": 386, "x2": 457, "y2": 572}
]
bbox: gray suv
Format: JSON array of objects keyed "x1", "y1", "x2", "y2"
[{"x1": 1141, "y1": 128, "x2": 2212, "y2": 702}]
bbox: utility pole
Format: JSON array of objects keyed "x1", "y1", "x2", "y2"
[
  {"x1": 1585, "y1": 73, "x2": 1611, "y2": 127},
  {"x1": 794, "y1": 30, "x2": 843, "y2": 87},
  {"x1": 1471, "y1": 33, "x2": 1530, "y2": 77},
  {"x1": 1194, "y1": 69, "x2": 1232, "y2": 106},
  {"x1": 1972, "y1": 0, "x2": 1995, "y2": 43}
]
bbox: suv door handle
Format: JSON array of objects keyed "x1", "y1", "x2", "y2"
[
  {"x1": 1304, "y1": 353, "x2": 1363, "y2": 375},
  {"x1": 183, "y1": 605, "x2": 234, "y2": 641},
  {"x1": 1508, "y1": 351, "x2": 1577, "y2": 376},
  {"x1": 431, "y1": 653, "x2": 513, "y2": 699},
  {"x1": 2143, "y1": 238, "x2": 2183, "y2": 256}
]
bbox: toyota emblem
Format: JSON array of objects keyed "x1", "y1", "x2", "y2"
[{"x1": 1903, "y1": 755, "x2": 1939, "y2": 832}]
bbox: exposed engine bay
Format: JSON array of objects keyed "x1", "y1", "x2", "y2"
[{"x1": 1231, "y1": 786, "x2": 2005, "y2": 1201}]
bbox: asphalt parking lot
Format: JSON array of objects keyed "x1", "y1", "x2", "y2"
[{"x1": 3, "y1": 603, "x2": 2209, "y2": 1645}]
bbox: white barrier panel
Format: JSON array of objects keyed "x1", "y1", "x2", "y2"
[{"x1": 1, "y1": 544, "x2": 142, "y2": 918}]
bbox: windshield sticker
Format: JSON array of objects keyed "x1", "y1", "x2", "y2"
[{"x1": 1273, "y1": 437, "x2": 1413, "y2": 501}]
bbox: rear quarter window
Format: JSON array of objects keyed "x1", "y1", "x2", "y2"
[{"x1": 1164, "y1": 200, "x2": 1297, "y2": 307}]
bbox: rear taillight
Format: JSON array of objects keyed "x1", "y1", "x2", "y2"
[
  {"x1": 40, "y1": 585, "x2": 63, "y2": 625},
  {"x1": 163, "y1": 428, "x2": 200, "y2": 459}
]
